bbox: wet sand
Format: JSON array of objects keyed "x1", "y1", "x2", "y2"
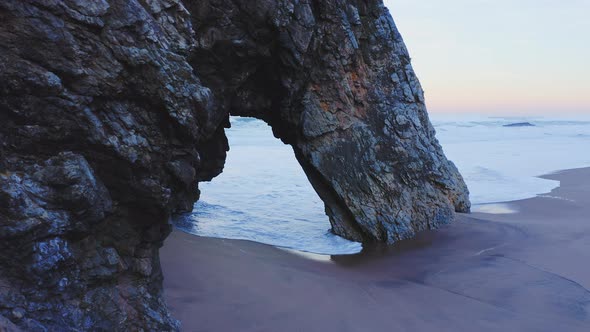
[{"x1": 161, "y1": 167, "x2": 590, "y2": 331}]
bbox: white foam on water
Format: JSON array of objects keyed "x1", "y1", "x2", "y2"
[
  {"x1": 471, "y1": 203, "x2": 518, "y2": 214},
  {"x1": 176, "y1": 115, "x2": 590, "y2": 255},
  {"x1": 176, "y1": 117, "x2": 363, "y2": 255},
  {"x1": 432, "y1": 115, "x2": 590, "y2": 204}
]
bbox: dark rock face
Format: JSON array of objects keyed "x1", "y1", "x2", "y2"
[
  {"x1": 0, "y1": 0, "x2": 216, "y2": 330},
  {"x1": 0, "y1": 0, "x2": 469, "y2": 330},
  {"x1": 188, "y1": 0, "x2": 470, "y2": 242}
]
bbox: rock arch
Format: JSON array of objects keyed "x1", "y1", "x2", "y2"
[
  {"x1": 189, "y1": 0, "x2": 470, "y2": 243},
  {"x1": 0, "y1": 0, "x2": 468, "y2": 330}
]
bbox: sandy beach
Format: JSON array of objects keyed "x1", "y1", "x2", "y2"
[{"x1": 161, "y1": 167, "x2": 590, "y2": 331}]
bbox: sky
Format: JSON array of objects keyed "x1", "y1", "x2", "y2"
[{"x1": 383, "y1": 0, "x2": 590, "y2": 115}]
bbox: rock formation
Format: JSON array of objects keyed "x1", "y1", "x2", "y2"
[
  {"x1": 0, "y1": 0, "x2": 469, "y2": 330},
  {"x1": 503, "y1": 122, "x2": 535, "y2": 127},
  {"x1": 187, "y1": 0, "x2": 470, "y2": 243}
]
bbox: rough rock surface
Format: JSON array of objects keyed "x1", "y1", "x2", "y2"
[
  {"x1": 0, "y1": 0, "x2": 469, "y2": 330},
  {"x1": 187, "y1": 0, "x2": 470, "y2": 242},
  {"x1": 0, "y1": 0, "x2": 214, "y2": 330}
]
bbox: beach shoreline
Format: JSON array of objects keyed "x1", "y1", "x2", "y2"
[{"x1": 161, "y1": 167, "x2": 590, "y2": 331}]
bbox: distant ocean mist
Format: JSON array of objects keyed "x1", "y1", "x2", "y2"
[{"x1": 174, "y1": 115, "x2": 590, "y2": 255}]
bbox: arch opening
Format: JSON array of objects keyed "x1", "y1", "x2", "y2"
[{"x1": 176, "y1": 116, "x2": 363, "y2": 255}]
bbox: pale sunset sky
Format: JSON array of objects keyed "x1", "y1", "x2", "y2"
[{"x1": 383, "y1": 0, "x2": 590, "y2": 115}]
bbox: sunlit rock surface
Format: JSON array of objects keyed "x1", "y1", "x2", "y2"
[{"x1": 0, "y1": 0, "x2": 468, "y2": 330}]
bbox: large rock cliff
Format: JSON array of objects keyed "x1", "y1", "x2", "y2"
[
  {"x1": 0, "y1": 0, "x2": 469, "y2": 330},
  {"x1": 188, "y1": 0, "x2": 470, "y2": 242}
]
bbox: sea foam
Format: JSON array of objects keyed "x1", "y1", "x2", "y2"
[{"x1": 175, "y1": 115, "x2": 590, "y2": 254}]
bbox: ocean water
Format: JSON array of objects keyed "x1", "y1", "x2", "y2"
[
  {"x1": 175, "y1": 115, "x2": 590, "y2": 255},
  {"x1": 432, "y1": 115, "x2": 590, "y2": 205}
]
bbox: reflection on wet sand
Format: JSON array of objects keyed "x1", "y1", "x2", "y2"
[{"x1": 163, "y1": 168, "x2": 590, "y2": 332}]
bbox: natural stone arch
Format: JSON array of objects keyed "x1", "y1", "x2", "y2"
[
  {"x1": 0, "y1": 0, "x2": 469, "y2": 330},
  {"x1": 189, "y1": 0, "x2": 470, "y2": 243}
]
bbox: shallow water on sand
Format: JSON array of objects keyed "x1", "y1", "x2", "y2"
[{"x1": 174, "y1": 115, "x2": 590, "y2": 254}]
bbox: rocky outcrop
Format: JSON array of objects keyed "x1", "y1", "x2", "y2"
[
  {"x1": 0, "y1": 0, "x2": 215, "y2": 330},
  {"x1": 188, "y1": 0, "x2": 470, "y2": 242},
  {"x1": 503, "y1": 122, "x2": 535, "y2": 127},
  {"x1": 0, "y1": 0, "x2": 469, "y2": 330}
]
